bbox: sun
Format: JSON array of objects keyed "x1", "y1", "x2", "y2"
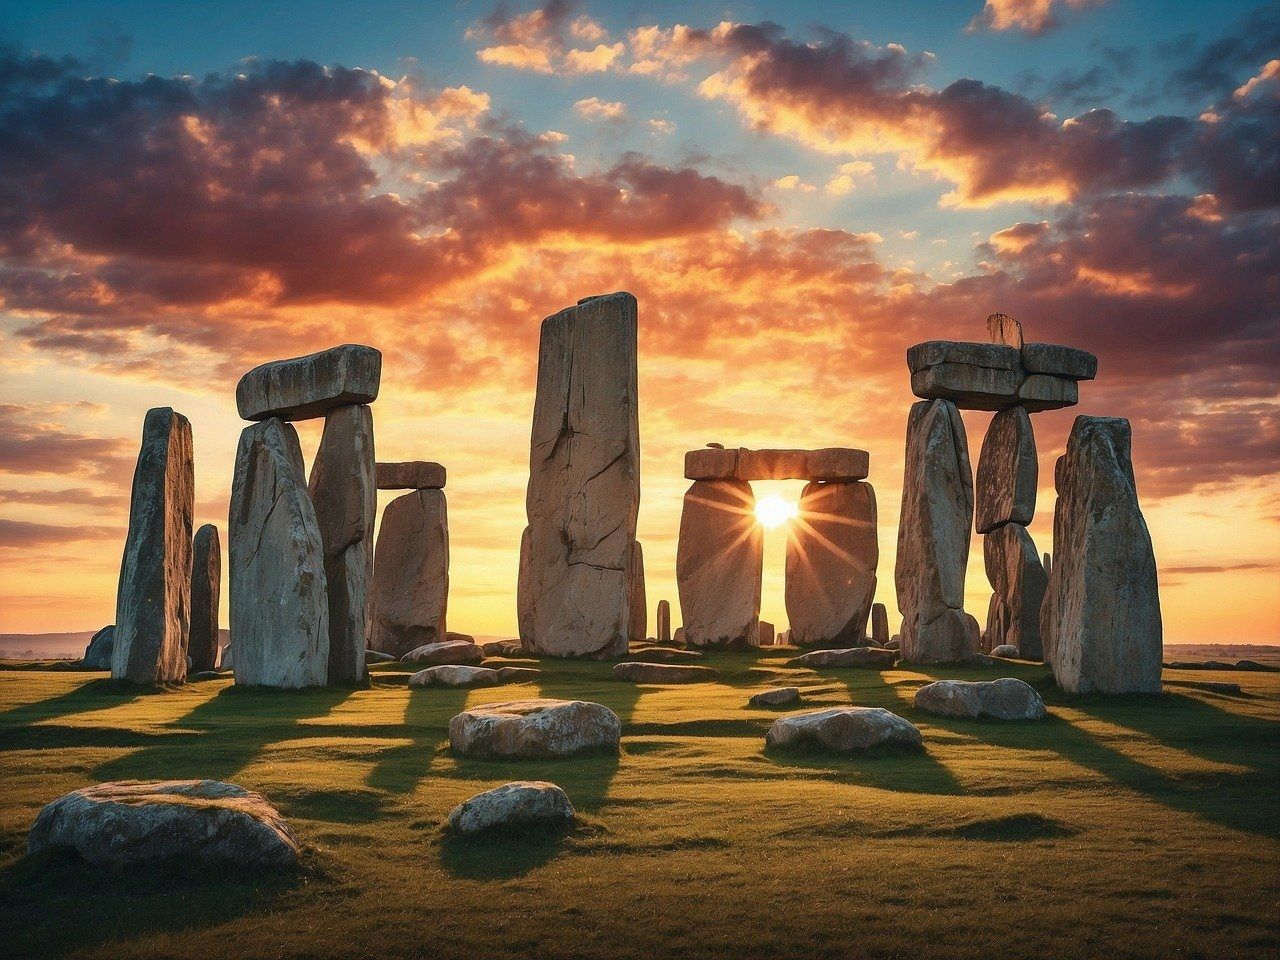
[{"x1": 755, "y1": 493, "x2": 798, "y2": 529}]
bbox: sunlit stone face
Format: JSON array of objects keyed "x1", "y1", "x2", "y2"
[{"x1": 755, "y1": 493, "x2": 798, "y2": 529}]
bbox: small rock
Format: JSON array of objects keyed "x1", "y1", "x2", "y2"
[
  {"x1": 613, "y1": 662, "x2": 717, "y2": 684},
  {"x1": 446, "y1": 782, "x2": 575, "y2": 836},
  {"x1": 749, "y1": 687, "x2": 800, "y2": 708},
  {"x1": 479, "y1": 639, "x2": 520, "y2": 657},
  {"x1": 787, "y1": 647, "x2": 897, "y2": 669},
  {"x1": 765, "y1": 707, "x2": 922, "y2": 753},
  {"x1": 401, "y1": 640, "x2": 483, "y2": 666},
  {"x1": 496, "y1": 666, "x2": 542, "y2": 683},
  {"x1": 914, "y1": 678, "x2": 1046, "y2": 720},
  {"x1": 1197, "y1": 681, "x2": 1243, "y2": 694},
  {"x1": 449, "y1": 699, "x2": 621, "y2": 759},
  {"x1": 408, "y1": 665, "x2": 500, "y2": 688},
  {"x1": 990, "y1": 644, "x2": 1020, "y2": 658}
]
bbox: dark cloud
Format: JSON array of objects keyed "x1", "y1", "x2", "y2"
[
  {"x1": 0, "y1": 404, "x2": 133, "y2": 480},
  {"x1": 1162, "y1": 6, "x2": 1280, "y2": 100},
  {"x1": 0, "y1": 518, "x2": 122, "y2": 548},
  {"x1": 0, "y1": 487, "x2": 123, "y2": 510}
]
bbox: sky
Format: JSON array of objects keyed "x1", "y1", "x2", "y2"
[{"x1": 0, "y1": 0, "x2": 1276, "y2": 644}]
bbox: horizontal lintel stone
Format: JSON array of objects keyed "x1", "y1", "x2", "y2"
[
  {"x1": 907, "y1": 340, "x2": 1021, "y2": 374},
  {"x1": 376, "y1": 461, "x2": 446, "y2": 490},
  {"x1": 236, "y1": 344, "x2": 381, "y2": 422},
  {"x1": 1021, "y1": 343, "x2": 1098, "y2": 380},
  {"x1": 685, "y1": 447, "x2": 869, "y2": 481}
]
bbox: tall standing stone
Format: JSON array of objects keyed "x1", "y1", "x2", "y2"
[
  {"x1": 895, "y1": 399, "x2": 974, "y2": 664},
  {"x1": 1044, "y1": 417, "x2": 1162, "y2": 693},
  {"x1": 1043, "y1": 552, "x2": 1052, "y2": 578},
  {"x1": 975, "y1": 407, "x2": 1037, "y2": 534},
  {"x1": 871, "y1": 603, "x2": 889, "y2": 648},
  {"x1": 518, "y1": 292, "x2": 639, "y2": 659},
  {"x1": 309, "y1": 404, "x2": 375, "y2": 684},
  {"x1": 113, "y1": 407, "x2": 193, "y2": 685},
  {"x1": 785, "y1": 480, "x2": 878, "y2": 647},
  {"x1": 188, "y1": 524, "x2": 221, "y2": 673},
  {"x1": 229, "y1": 418, "x2": 328, "y2": 688},
  {"x1": 628, "y1": 541, "x2": 646, "y2": 648},
  {"x1": 983, "y1": 522, "x2": 1047, "y2": 660},
  {"x1": 656, "y1": 599, "x2": 671, "y2": 644},
  {"x1": 677, "y1": 479, "x2": 762, "y2": 647},
  {"x1": 371, "y1": 489, "x2": 449, "y2": 659}
]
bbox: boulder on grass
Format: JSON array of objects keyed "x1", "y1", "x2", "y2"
[
  {"x1": 81, "y1": 626, "x2": 115, "y2": 670},
  {"x1": 990, "y1": 644, "x2": 1020, "y2": 658},
  {"x1": 765, "y1": 707, "x2": 922, "y2": 753},
  {"x1": 401, "y1": 640, "x2": 483, "y2": 666},
  {"x1": 449, "y1": 699, "x2": 621, "y2": 759},
  {"x1": 749, "y1": 687, "x2": 800, "y2": 708},
  {"x1": 496, "y1": 666, "x2": 542, "y2": 684},
  {"x1": 28, "y1": 780, "x2": 300, "y2": 867},
  {"x1": 445, "y1": 782, "x2": 575, "y2": 836},
  {"x1": 612, "y1": 662, "x2": 717, "y2": 684},
  {"x1": 365, "y1": 650, "x2": 396, "y2": 664},
  {"x1": 628, "y1": 647, "x2": 704, "y2": 663},
  {"x1": 408, "y1": 665, "x2": 500, "y2": 688},
  {"x1": 913, "y1": 678, "x2": 1046, "y2": 720},
  {"x1": 787, "y1": 647, "x2": 897, "y2": 669}
]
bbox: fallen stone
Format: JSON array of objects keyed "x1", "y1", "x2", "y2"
[
  {"x1": 975, "y1": 406, "x2": 1037, "y2": 533},
  {"x1": 613, "y1": 661, "x2": 717, "y2": 684},
  {"x1": 408, "y1": 665, "x2": 500, "y2": 688},
  {"x1": 984, "y1": 522, "x2": 1048, "y2": 660},
  {"x1": 911, "y1": 363, "x2": 1021, "y2": 411},
  {"x1": 749, "y1": 687, "x2": 800, "y2": 708},
  {"x1": 236, "y1": 344, "x2": 381, "y2": 421},
  {"x1": 786, "y1": 480, "x2": 878, "y2": 648},
  {"x1": 907, "y1": 341, "x2": 1022, "y2": 373},
  {"x1": 990, "y1": 644, "x2": 1020, "y2": 658},
  {"x1": 376, "y1": 461, "x2": 446, "y2": 490},
  {"x1": 685, "y1": 446, "x2": 738, "y2": 480},
  {"x1": 1022, "y1": 343, "x2": 1097, "y2": 380},
  {"x1": 805, "y1": 448, "x2": 870, "y2": 482},
  {"x1": 765, "y1": 707, "x2": 922, "y2": 753},
  {"x1": 628, "y1": 647, "x2": 704, "y2": 663},
  {"x1": 628, "y1": 541, "x2": 647, "y2": 646},
  {"x1": 496, "y1": 666, "x2": 542, "y2": 683},
  {"x1": 186, "y1": 525, "x2": 221, "y2": 674},
  {"x1": 884, "y1": 637, "x2": 901, "y2": 651},
  {"x1": 370, "y1": 489, "x2": 449, "y2": 659},
  {"x1": 914, "y1": 678, "x2": 1046, "y2": 720},
  {"x1": 449, "y1": 699, "x2": 621, "y2": 759},
  {"x1": 28, "y1": 780, "x2": 300, "y2": 867},
  {"x1": 365, "y1": 650, "x2": 396, "y2": 663},
  {"x1": 986, "y1": 313, "x2": 1024, "y2": 349},
  {"x1": 81, "y1": 625, "x2": 114, "y2": 670},
  {"x1": 445, "y1": 782, "x2": 574, "y2": 836},
  {"x1": 401, "y1": 640, "x2": 483, "y2": 666},
  {"x1": 479, "y1": 639, "x2": 519, "y2": 657},
  {"x1": 229, "y1": 418, "x2": 328, "y2": 688},
  {"x1": 656, "y1": 599, "x2": 671, "y2": 644},
  {"x1": 1043, "y1": 417, "x2": 1162, "y2": 694},
  {"x1": 787, "y1": 647, "x2": 897, "y2": 669},
  {"x1": 677, "y1": 479, "x2": 762, "y2": 647},
  {"x1": 113, "y1": 407, "x2": 193, "y2": 685},
  {"x1": 1018, "y1": 374, "x2": 1078, "y2": 413}
]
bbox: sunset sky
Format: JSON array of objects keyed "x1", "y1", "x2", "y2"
[{"x1": 0, "y1": 0, "x2": 1276, "y2": 644}]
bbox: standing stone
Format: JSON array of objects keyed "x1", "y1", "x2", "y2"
[
  {"x1": 628, "y1": 541, "x2": 646, "y2": 648},
  {"x1": 1043, "y1": 552, "x2": 1052, "y2": 578},
  {"x1": 113, "y1": 407, "x2": 193, "y2": 685},
  {"x1": 983, "y1": 523, "x2": 1047, "y2": 660},
  {"x1": 895, "y1": 399, "x2": 974, "y2": 664},
  {"x1": 755, "y1": 620, "x2": 776, "y2": 646},
  {"x1": 188, "y1": 524, "x2": 221, "y2": 673},
  {"x1": 518, "y1": 293, "x2": 639, "y2": 659},
  {"x1": 656, "y1": 599, "x2": 671, "y2": 644},
  {"x1": 308, "y1": 404, "x2": 375, "y2": 685},
  {"x1": 785, "y1": 481, "x2": 878, "y2": 648},
  {"x1": 229, "y1": 418, "x2": 328, "y2": 688},
  {"x1": 975, "y1": 406, "x2": 1037, "y2": 534},
  {"x1": 871, "y1": 603, "x2": 889, "y2": 648},
  {"x1": 986, "y1": 313, "x2": 1024, "y2": 349},
  {"x1": 1044, "y1": 417, "x2": 1162, "y2": 693},
  {"x1": 370, "y1": 490, "x2": 449, "y2": 659},
  {"x1": 677, "y1": 479, "x2": 762, "y2": 647}
]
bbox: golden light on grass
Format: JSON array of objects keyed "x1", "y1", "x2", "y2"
[{"x1": 755, "y1": 493, "x2": 798, "y2": 529}]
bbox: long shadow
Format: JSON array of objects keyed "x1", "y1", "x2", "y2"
[
  {"x1": 0, "y1": 678, "x2": 146, "y2": 730},
  {"x1": 94, "y1": 685, "x2": 356, "y2": 783},
  {"x1": 365, "y1": 687, "x2": 471, "y2": 794},
  {"x1": 438, "y1": 823, "x2": 573, "y2": 881}
]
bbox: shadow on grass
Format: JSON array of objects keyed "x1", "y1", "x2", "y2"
[
  {"x1": 438, "y1": 823, "x2": 572, "y2": 880},
  {"x1": 0, "y1": 678, "x2": 147, "y2": 729},
  {"x1": 763, "y1": 740, "x2": 965, "y2": 796},
  {"x1": 365, "y1": 687, "x2": 470, "y2": 795}
]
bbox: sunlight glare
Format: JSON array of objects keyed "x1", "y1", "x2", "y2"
[{"x1": 755, "y1": 493, "x2": 798, "y2": 529}]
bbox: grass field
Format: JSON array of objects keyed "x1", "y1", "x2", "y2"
[{"x1": 2, "y1": 650, "x2": 1277, "y2": 960}]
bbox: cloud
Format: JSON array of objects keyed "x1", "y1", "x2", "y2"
[
  {"x1": 467, "y1": 1, "x2": 619, "y2": 75},
  {"x1": 574, "y1": 96, "x2": 627, "y2": 121},
  {"x1": 0, "y1": 488, "x2": 123, "y2": 510},
  {"x1": 1160, "y1": 562, "x2": 1278, "y2": 575},
  {"x1": 967, "y1": 0, "x2": 1105, "y2": 35},
  {"x1": 0, "y1": 518, "x2": 122, "y2": 549},
  {"x1": 1162, "y1": 6, "x2": 1280, "y2": 100},
  {"x1": 0, "y1": 404, "x2": 133, "y2": 481}
]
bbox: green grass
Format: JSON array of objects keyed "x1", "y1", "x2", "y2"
[{"x1": 1, "y1": 650, "x2": 1278, "y2": 960}]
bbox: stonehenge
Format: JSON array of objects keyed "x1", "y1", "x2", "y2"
[
  {"x1": 676, "y1": 479, "x2": 762, "y2": 647},
  {"x1": 371, "y1": 480, "x2": 449, "y2": 659},
  {"x1": 656, "y1": 599, "x2": 671, "y2": 644},
  {"x1": 188, "y1": 524, "x2": 221, "y2": 673}
]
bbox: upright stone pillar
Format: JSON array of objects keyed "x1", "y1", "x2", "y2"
[
  {"x1": 895, "y1": 399, "x2": 974, "y2": 664},
  {"x1": 518, "y1": 292, "x2": 640, "y2": 659},
  {"x1": 785, "y1": 480, "x2": 878, "y2": 647},
  {"x1": 229, "y1": 418, "x2": 328, "y2": 688},
  {"x1": 309, "y1": 404, "x2": 375, "y2": 684},
  {"x1": 677, "y1": 479, "x2": 762, "y2": 647},
  {"x1": 1044, "y1": 416, "x2": 1161, "y2": 693},
  {"x1": 628, "y1": 541, "x2": 647, "y2": 646},
  {"x1": 656, "y1": 599, "x2": 671, "y2": 644},
  {"x1": 113, "y1": 407, "x2": 194, "y2": 684},
  {"x1": 371, "y1": 488, "x2": 449, "y2": 659},
  {"x1": 871, "y1": 603, "x2": 889, "y2": 647},
  {"x1": 188, "y1": 523, "x2": 221, "y2": 673}
]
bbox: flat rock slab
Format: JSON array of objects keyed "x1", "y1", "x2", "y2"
[
  {"x1": 449, "y1": 699, "x2": 621, "y2": 759},
  {"x1": 684, "y1": 447, "x2": 869, "y2": 481},
  {"x1": 401, "y1": 640, "x2": 483, "y2": 666},
  {"x1": 765, "y1": 707, "x2": 923, "y2": 753},
  {"x1": 445, "y1": 782, "x2": 575, "y2": 836},
  {"x1": 914, "y1": 678, "x2": 1047, "y2": 720},
  {"x1": 1022, "y1": 343, "x2": 1097, "y2": 380},
  {"x1": 907, "y1": 339, "x2": 1094, "y2": 412},
  {"x1": 409, "y1": 665, "x2": 500, "y2": 688},
  {"x1": 613, "y1": 662, "x2": 717, "y2": 683},
  {"x1": 907, "y1": 341, "x2": 1021, "y2": 373},
  {"x1": 749, "y1": 687, "x2": 800, "y2": 708},
  {"x1": 236, "y1": 344, "x2": 381, "y2": 421},
  {"x1": 627, "y1": 647, "x2": 704, "y2": 663},
  {"x1": 911, "y1": 363, "x2": 1020, "y2": 411},
  {"x1": 787, "y1": 647, "x2": 898, "y2": 669},
  {"x1": 28, "y1": 780, "x2": 300, "y2": 867},
  {"x1": 376, "y1": 461, "x2": 446, "y2": 490}
]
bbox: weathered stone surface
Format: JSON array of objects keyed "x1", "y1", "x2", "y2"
[
  {"x1": 446, "y1": 632, "x2": 474, "y2": 644},
  {"x1": 496, "y1": 666, "x2": 542, "y2": 683},
  {"x1": 787, "y1": 647, "x2": 897, "y2": 669},
  {"x1": 308, "y1": 404, "x2": 375, "y2": 685},
  {"x1": 376, "y1": 461, "x2": 445, "y2": 489},
  {"x1": 805, "y1": 448, "x2": 870, "y2": 482},
  {"x1": 449, "y1": 699, "x2": 621, "y2": 759},
  {"x1": 628, "y1": 647, "x2": 703, "y2": 663},
  {"x1": 518, "y1": 293, "x2": 638, "y2": 659},
  {"x1": 871, "y1": 603, "x2": 889, "y2": 647},
  {"x1": 907, "y1": 340, "x2": 1021, "y2": 373},
  {"x1": 613, "y1": 661, "x2": 717, "y2": 683},
  {"x1": 765, "y1": 707, "x2": 922, "y2": 753},
  {"x1": 913, "y1": 678, "x2": 1046, "y2": 720},
  {"x1": 1018, "y1": 374, "x2": 1078, "y2": 412},
  {"x1": 896, "y1": 400, "x2": 974, "y2": 664},
  {"x1": 188, "y1": 524, "x2": 221, "y2": 673},
  {"x1": 370, "y1": 489, "x2": 449, "y2": 659},
  {"x1": 401, "y1": 639, "x2": 483, "y2": 666},
  {"x1": 975, "y1": 406, "x2": 1037, "y2": 534},
  {"x1": 755, "y1": 620, "x2": 776, "y2": 646},
  {"x1": 28, "y1": 781, "x2": 300, "y2": 867},
  {"x1": 628, "y1": 541, "x2": 646, "y2": 647},
  {"x1": 984, "y1": 523, "x2": 1048, "y2": 660},
  {"x1": 884, "y1": 636, "x2": 900, "y2": 650},
  {"x1": 685, "y1": 447, "x2": 738, "y2": 480},
  {"x1": 785, "y1": 480, "x2": 878, "y2": 648},
  {"x1": 229, "y1": 418, "x2": 328, "y2": 688},
  {"x1": 1043, "y1": 552, "x2": 1052, "y2": 578},
  {"x1": 911, "y1": 364, "x2": 1021, "y2": 410},
  {"x1": 479, "y1": 639, "x2": 519, "y2": 657},
  {"x1": 749, "y1": 687, "x2": 800, "y2": 708},
  {"x1": 1022, "y1": 343, "x2": 1097, "y2": 380},
  {"x1": 408, "y1": 664, "x2": 499, "y2": 688},
  {"x1": 686, "y1": 447, "x2": 869, "y2": 481},
  {"x1": 736, "y1": 448, "x2": 809, "y2": 480},
  {"x1": 677, "y1": 479, "x2": 762, "y2": 648},
  {"x1": 82, "y1": 626, "x2": 114, "y2": 670},
  {"x1": 236, "y1": 344, "x2": 381, "y2": 421},
  {"x1": 986, "y1": 313, "x2": 1024, "y2": 349},
  {"x1": 656, "y1": 599, "x2": 671, "y2": 644},
  {"x1": 365, "y1": 650, "x2": 396, "y2": 663},
  {"x1": 114, "y1": 407, "x2": 193, "y2": 685},
  {"x1": 1044, "y1": 417, "x2": 1162, "y2": 694},
  {"x1": 445, "y1": 782, "x2": 574, "y2": 836},
  {"x1": 673, "y1": 626, "x2": 686, "y2": 646},
  {"x1": 991, "y1": 644, "x2": 1020, "y2": 658}
]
